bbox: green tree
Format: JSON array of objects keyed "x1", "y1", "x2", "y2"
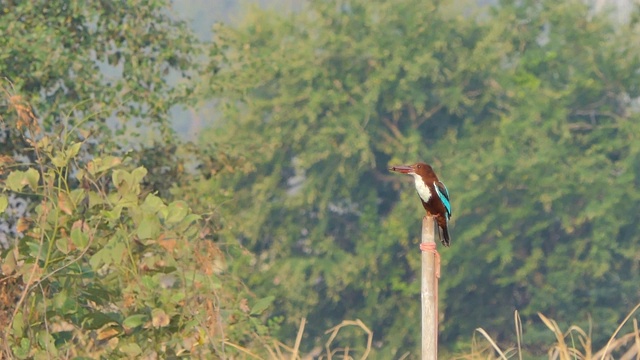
[
  {"x1": 0, "y1": 2, "x2": 286, "y2": 358},
  {"x1": 442, "y1": 0, "x2": 640, "y2": 348},
  {"x1": 0, "y1": 0, "x2": 200, "y2": 196},
  {"x1": 195, "y1": 0, "x2": 640, "y2": 356},
  {"x1": 0, "y1": 97, "x2": 284, "y2": 358}
]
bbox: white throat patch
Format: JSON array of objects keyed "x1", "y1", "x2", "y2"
[{"x1": 411, "y1": 173, "x2": 431, "y2": 203}]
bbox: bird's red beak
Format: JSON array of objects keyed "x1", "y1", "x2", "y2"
[{"x1": 389, "y1": 165, "x2": 414, "y2": 174}]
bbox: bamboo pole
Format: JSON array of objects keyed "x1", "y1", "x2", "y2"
[{"x1": 421, "y1": 215, "x2": 439, "y2": 360}]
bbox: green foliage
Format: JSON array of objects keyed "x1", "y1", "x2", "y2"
[
  {"x1": 0, "y1": 0, "x2": 200, "y2": 201},
  {"x1": 194, "y1": 0, "x2": 640, "y2": 356},
  {"x1": 0, "y1": 0, "x2": 197, "y2": 128},
  {"x1": 0, "y1": 108, "x2": 278, "y2": 358},
  {"x1": 2, "y1": 0, "x2": 640, "y2": 358}
]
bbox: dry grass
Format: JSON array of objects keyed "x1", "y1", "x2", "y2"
[
  {"x1": 219, "y1": 317, "x2": 374, "y2": 360},
  {"x1": 468, "y1": 304, "x2": 640, "y2": 360},
  {"x1": 260, "y1": 318, "x2": 373, "y2": 360},
  {"x1": 218, "y1": 305, "x2": 640, "y2": 360}
]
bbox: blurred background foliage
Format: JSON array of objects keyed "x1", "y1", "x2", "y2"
[{"x1": 1, "y1": 0, "x2": 639, "y2": 358}]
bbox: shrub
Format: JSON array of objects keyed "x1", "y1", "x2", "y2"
[{"x1": 0, "y1": 99, "x2": 274, "y2": 359}]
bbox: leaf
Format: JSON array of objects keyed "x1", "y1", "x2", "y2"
[
  {"x1": 151, "y1": 308, "x2": 170, "y2": 328},
  {"x1": 71, "y1": 226, "x2": 89, "y2": 248},
  {"x1": 25, "y1": 168, "x2": 39, "y2": 190},
  {"x1": 250, "y1": 296, "x2": 275, "y2": 315},
  {"x1": 82, "y1": 313, "x2": 117, "y2": 330},
  {"x1": 239, "y1": 298, "x2": 250, "y2": 313},
  {"x1": 131, "y1": 167, "x2": 148, "y2": 185},
  {"x1": 16, "y1": 217, "x2": 30, "y2": 233},
  {"x1": 136, "y1": 214, "x2": 161, "y2": 240},
  {"x1": 35, "y1": 136, "x2": 51, "y2": 151},
  {"x1": 12, "y1": 311, "x2": 24, "y2": 336},
  {"x1": 122, "y1": 314, "x2": 147, "y2": 330},
  {"x1": 165, "y1": 200, "x2": 189, "y2": 224},
  {"x1": 112, "y1": 169, "x2": 131, "y2": 190},
  {"x1": 50, "y1": 142, "x2": 83, "y2": 168},
  {"x1": 11, "y1": 338, "x2": 30, "y2": 360},
  {"x1": 50, "y1": 319, "x2": 75, "y2": 332},
  {"x1": 101, "y1": 205, "x2": 123, "y2": 224},
  {"x1": 52, "y1": 291, "x2": 76, "y2": 316},
  {"x1": 50, "y1": 154, "x2": 67, "y2": 168},
  {"x1": 87, "y1": 156, "x2": 122, "y2": 175},
  {"x1": 158, "y1": 233, "x2": 177, "y2": 252},
  {"x1": 88, "y1": 192, "x2": 104, "y2": 208},
  {"x1": 19, "y1": 263, "x2": 42, "y2": 283},
  {"x1": 112, "y1": 169, "x2": 146, "y2": 198},
  {"x1": 66, "y1": 142, "x2": 82, "y2": 159},
  {"x1": 6, "y1": 170, "x2": 27, "y2": 191},
  {"x1": 6, "y1": 168, "x2": 40, "y2": 191},
  {"x1": 119, "y1": 343, "x2": 142, "y2": 357},
  {"x1": 2, "y1": 247, "x2": 18, "y2": 275},
  {"x1": 137, "y1": 213, "x2": 161, "y2": 240},
  {"x1": 0, "y1": 194, "x2": 8, "y2": 213},
  {"x1": 37, "y1": 331, "x2": 58, "y2": 356},
  {"x1": 91, "y1": 238, "x2": 127, "y2": 269},
  {"x1": 58, "y1": 192, "x2": 74, "y2": 215},
  {"x1": 140, "y1": 275, "x2": 156, "y2": 289},
  {"x1": 69, "y1": 188, "x2": 86, "y2": 207},
  {"x1": 175, "y1": 213, "x2": 202, "y2": 233},
  {"x1": 55, "y1": 235, "x2": 71, "y2": 254},
  {"x1": 96, "y1": 325, "x2": 120, "y2": 341},
  {"x1": 141, "y1": 193, "x2": 165, "y2": 213},
  {"x1": 89, "y1": 247, "x2": 110, "y2": 270}
]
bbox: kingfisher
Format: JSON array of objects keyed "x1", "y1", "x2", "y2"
[{"x1": 389, "y1": 162, "x2": 452, "y2": 247}]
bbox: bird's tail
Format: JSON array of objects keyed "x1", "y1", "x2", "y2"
[
  {"x1": 441, "y1": 224, "x2": 451, "y2": 247},
  {"x1": 437, "y1": 217, "x2": 451, "y2": 247}
]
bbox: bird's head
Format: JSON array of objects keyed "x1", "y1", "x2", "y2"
[{"x1": 388, "y1": 162, "x2": 434, "y2": 178}]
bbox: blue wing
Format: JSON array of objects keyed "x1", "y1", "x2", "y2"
[{"x1": 434, "y1": 181, "x2": 451, "y2": 218}]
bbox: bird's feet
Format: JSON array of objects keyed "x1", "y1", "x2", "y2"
[{"x1": 419, "y1": 242, "x2": 441, "y2": 278}]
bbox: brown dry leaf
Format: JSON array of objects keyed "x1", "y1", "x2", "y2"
[
  {"x1": 86, "y1": 161, "x2": 95, "y2": 174},
  {"x1": 199, "y1": 226, "x2": 211, "y2": 239},
  {"x1": 109, "y1": 157, "x2": 122, "y2": 167},
  {"x1": 9, "y1": 95, "x2": 40, "y2": 133},
  {"x1": 50, "y1": 320, "x2": 75, "y2": 333},
  {"x1": 58, "y1": 192, "x2": 74, "y2": 215},
  {"x1": 96, "y1": 325, "x2": 120, "y2": 341},
  {"x1": 239, "y1": 298, "x2": 250, "y2": 313},
  {"x1": 151, "y1": 308, "x2": 170, "y2": 328},
  {"x1": 195, "y1": 240, "x2": 226, "y2": 275},
  {"x1": 106, "y1": 337, "x2": 119, "y2": 350},
  {"x1": 122, "y1": 292, "x2": 136, "y2": 309},
  {"x1": 0, "y1": 155, "x2": 14, "y2": 165},
  {"x1": 16, "y1": 217, "x2": 30, "y2": 233},
  {"x1": 37, "y1": 199, "x2": 52, "y2": 218},
  {"x1": 158, "y1": 233, "x2": 177, "y2": 253},
  {"x1": 182, "y1": 332, "x2": 199, "y2": 352},
  {"x1": 78, "y1": 128, "x2": 92, "y2": 139},
  {"x1": 71, "y1": 219, "x2": 89, "y2": 232},
  {"x1": 0, "y1": 155, "x2": 14, "y2": 175}
]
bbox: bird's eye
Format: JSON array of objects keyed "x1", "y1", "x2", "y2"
[{"x1": 417, "y1": 165, "x2": 421, "y2": 168}]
